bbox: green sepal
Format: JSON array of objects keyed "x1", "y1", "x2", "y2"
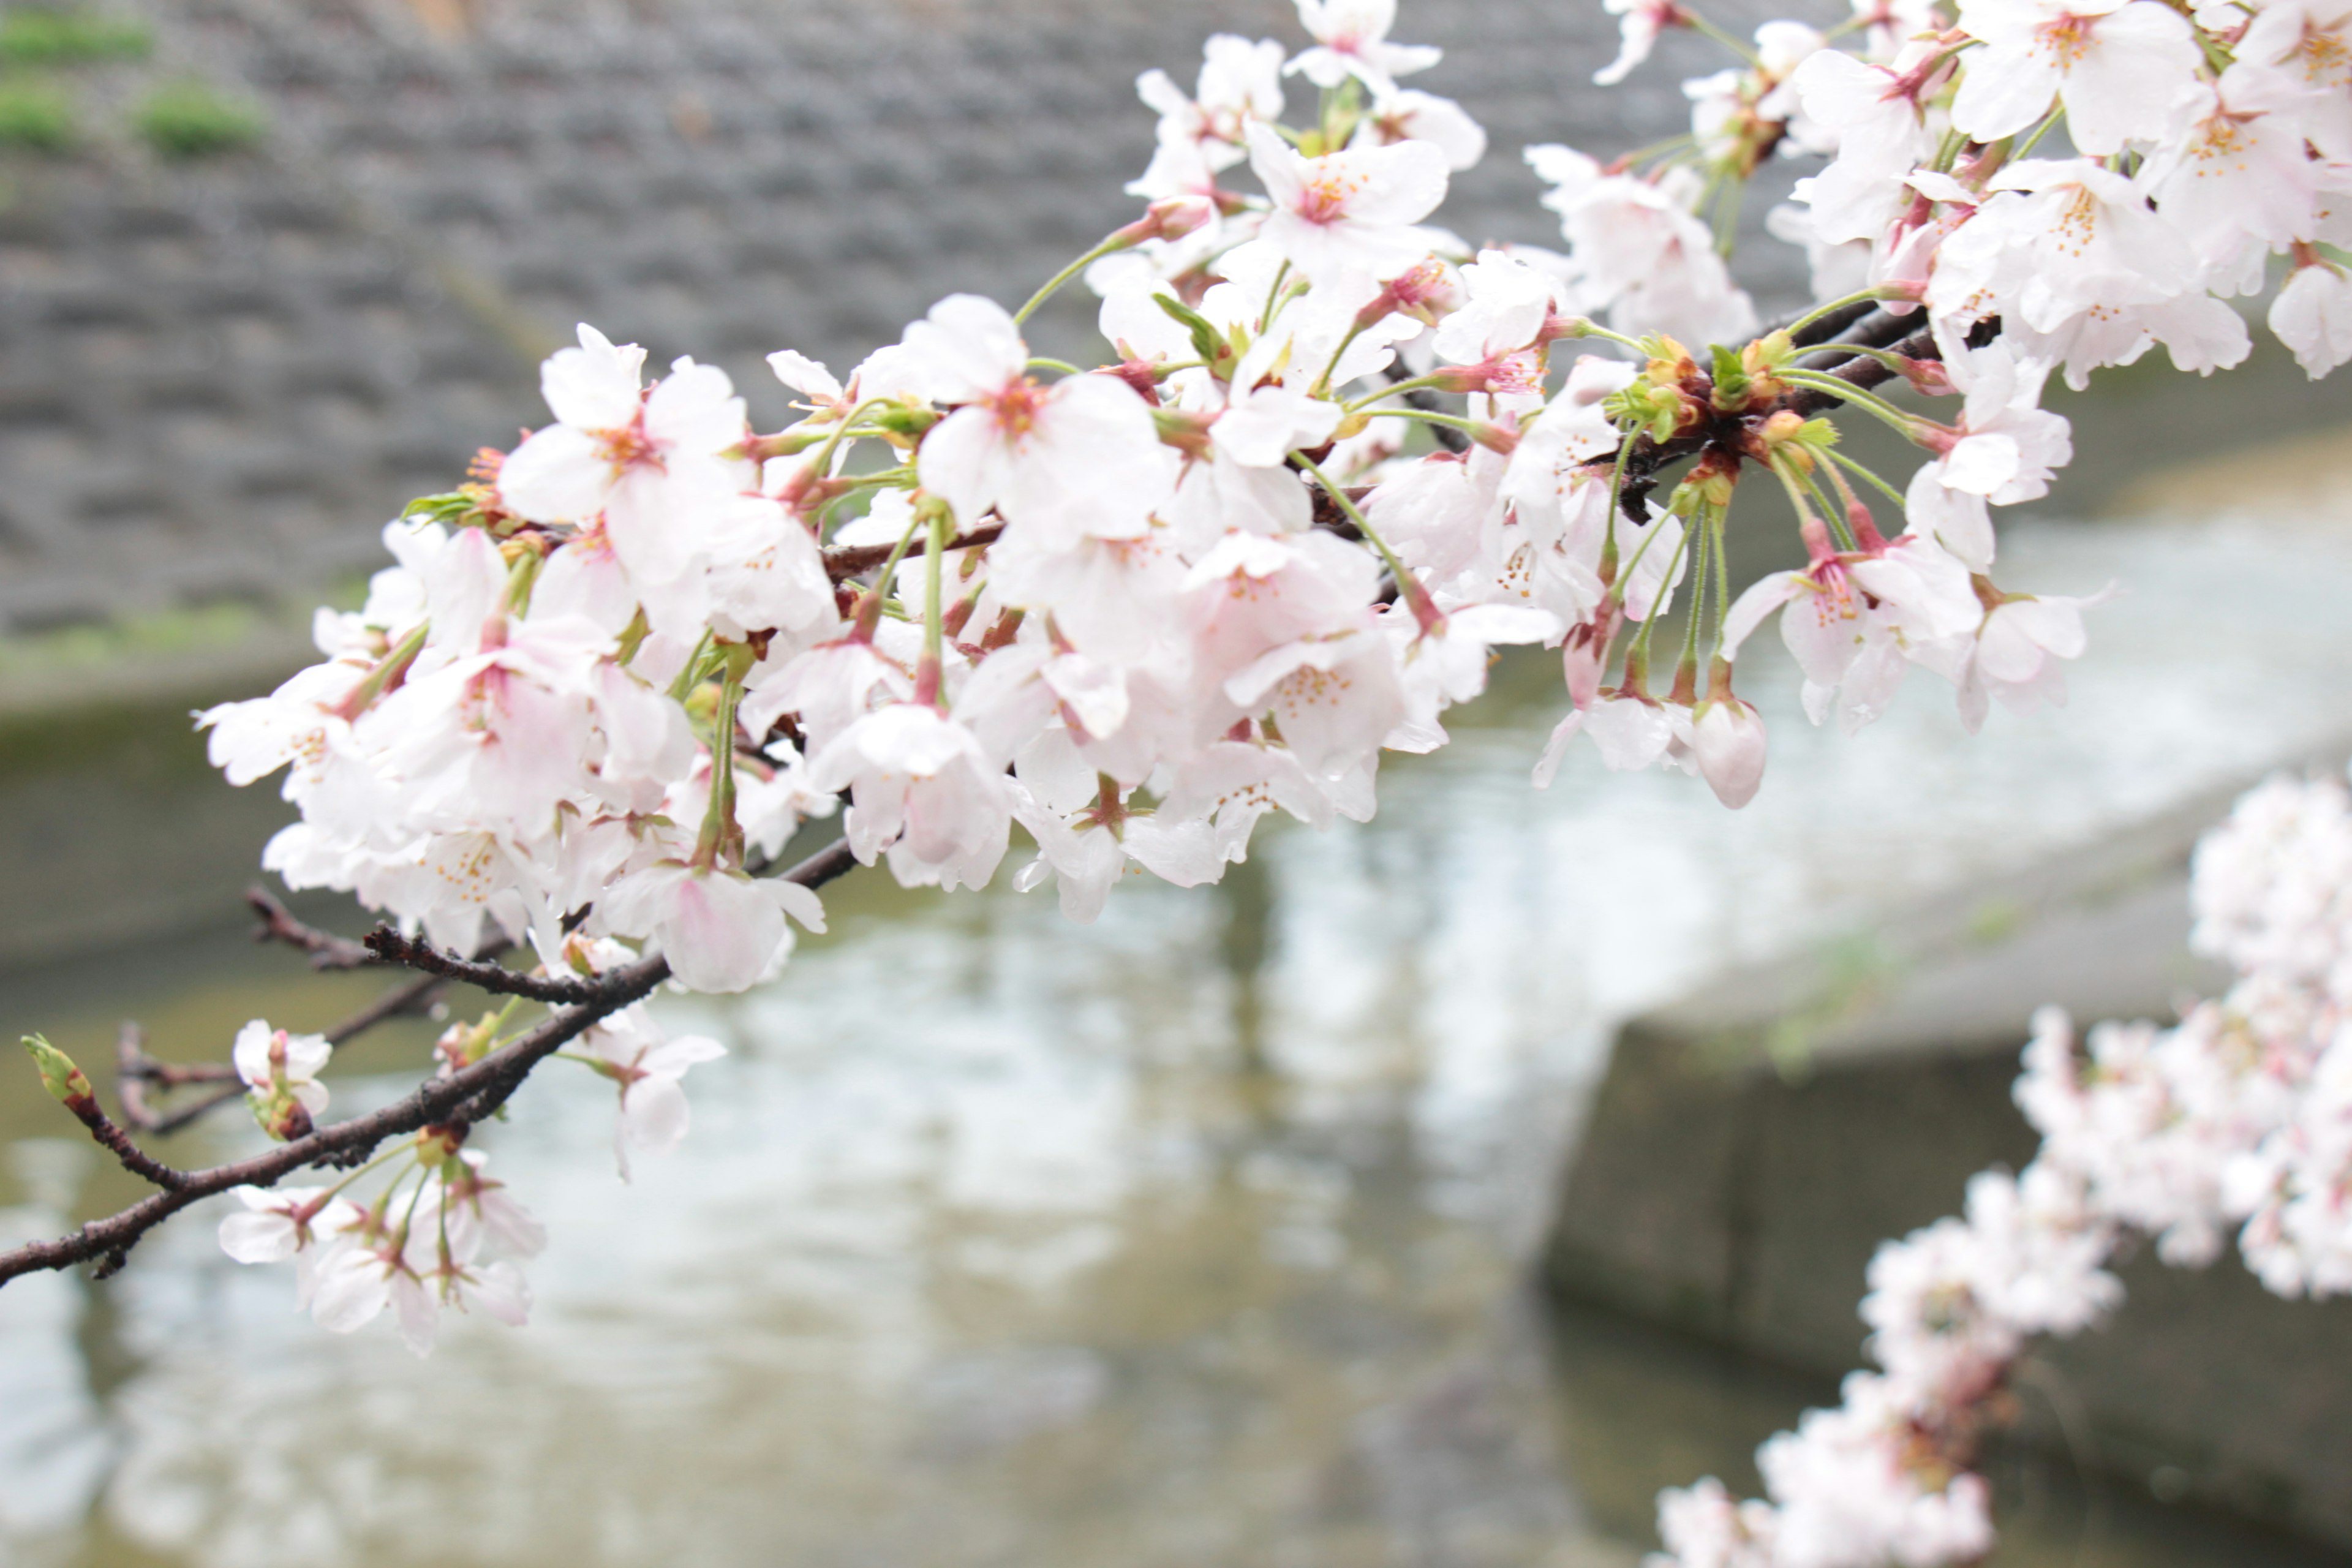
[{"x1": 23, "y1": 1034, "x2": 92, "y2": 1106}]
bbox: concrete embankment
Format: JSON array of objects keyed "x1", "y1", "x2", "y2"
[{"x1": 1544, "y1": 747, "x2": 2352, "y2": 1550}]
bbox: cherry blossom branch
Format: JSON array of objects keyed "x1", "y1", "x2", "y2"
[
  {"x1": 323, "y1": 970, "x2": 451, "y2": 1047},
  {"x1": 360, "y1": 930, "x2": 615, "y2": 1003},
  {"x1": 246, "y1": 888, "x2": 372, "y2": 970},
  {"x1": 118, "y1": 971, "x2": 452, "y2": 1139},
  {"x1": 0, "y1": 835, "x2": 860, "y2": 1288},
  {"x1": 821, "y1": 521, "x2": 1005, "y2": 582}
]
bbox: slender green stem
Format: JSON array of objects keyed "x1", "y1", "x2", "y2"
[
  {"x1": 1360, "y1": 407, "x2": 1488, "y2": 439},
  {"x1": 805, "y1": 398, "x2": 880, "y2": 493},
  {"x1": 1295, "y1": 454, "x2": 1417, "y2": 591},
  {"x1": 1626, "y1": 522, "x2": 1694, "y2": 663},
  {"x1": 1711, "y1": 172, "x2": 1745, "y2": 260},
  {"x1": 312, "y1": 1140, "x2": 413, "y2": 1207},
  {"x1": 1027, "y1": 356, "x2": 1084, "y2": 376},
  {"x1": 666, "y1": 631, "x2": 716, "y2": 705},
  {"x1": 1796, "y1": 461, "x2": 1856, "y2": 551},
  {"x1": 1614, "y1": 131, "x2": 1697, "y2": 172},
  {"x1": 693, "y1": 662, "x2": 745, "y2": 867},
  {"x1": 1778, "y1": 287, "x2": 1898, "y2": 344},
  {"x1": 1311, "y1": 320, "x2": 1372, "y2": 398},
  {"x1": 2014, "y1": 106, "x2": 2065, "y2": 160},
  {"x1": 1823, "y1": 447, "x2": 1910, "y2": 510},
  {"x1": 1686, "y1": 10, "x2": 1762, "y2": 65},
  {"x1": 1929, "y1": 124, "x2": 1969, "y2": 175},
  {"x1": 1345, "y1": 374, "x2": 1453, "y2": 412},
  {"x1": 1769, "y1": 453, "x2": 1852, "y2": 552},
  {"x1": 1676, "y1": 505, "x2": 1711, "y2": 674},
  {"x1": 1608, "y1": 498, "x2": 1684, "y2": 616},
  {"x1": 923, "y1": 507, "x2": 948, "y2": 695},
  {"x1": 1016, "y1": 236, "x2": 1129, "y2": 327},
  {"x1": 1778, "y1": 368, "x2": 1920, "y2": 435},
  {"x1": 1571, "y1": 322, "x2": 1649, "y2": 353},
  {"x1": 1708, "y1": 506, "x2": 1732, "y2": 650},
  {"x1": 1261, "y1": 259, "x2": 1295, "y2": 333},
  {"x1": 1789, "y1": 341, "x2": 1916, "y2": 374}
]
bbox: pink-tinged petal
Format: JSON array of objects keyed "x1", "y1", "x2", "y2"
[
  {"x1": 1585, "y1": 698, "x2": 1672, "y2": 771},
  {"x1": 1949, "y1": 46, "x2": 2060, "y2": 144},
  {"x1": 391, "y1": 1274, "x2": 440, "y2": 1357},
  {"x1": 541, "y1": 324, "x2": 645, "y2": 429},
  {"x1": 1940, "y1": 432, "x2": 2020, "y2": 497},
  {"x1": 1343, "y1": 138, "x2": 1450, "y2": 227},
  {"x1": 622, "y1": 1073, "x2": 693, "y2": 1158},
  {"x1": 645, "y1": 1035, "x2": 728, "y2": 1076},
  {"x1": 769, "y1": 878, "x2": 827, "y2": 935},
  {"x1": 1121, "y1": 816, "x2": 1223, "y2": 887},
  {"x1": 902, "y1": 293, "x2": 1028, "y2": 404},
  {"x1": 663, "y1": 870, "x2": 787, "y2": 993},
  {"x1": 1531, "y1": 709, "x2": 1584, "y2": 788},
  {"x1": 1905, "y1": 467, "x2": 1996, "y2": 572},
  {"x1": 1777, "y1": 578, "x2": 1866, "y2": 688},
  {"x1": 1692, "y1": 701, "x2": 1767, "y2": 809},
  {"x1": 310, "y1": 1253, "x2": 391, "y2": 1334},
  {"x1": 219, "y1": 1212, "x2": 298, "y2": 1265},
  {"x1": 916, "y1": 404, "x2": 1016, "y2": 532},
  {"x1": 499, "y1": 423, "x2": 611, "y2": 524},
  {"x1": 644, "y1": 358, "x2": 747, "y2": 453},
  {"x1": 1720, "y1": 571, "x2": 1799, "y2": 660},
  {"x1": 464, "y1": 1261, "x2": 532, "y2": 1327},
  {"x1": 2064, "y1": 2, "x2": 2200, "y2": 154},
  {"x1": 230, "y1": 1020, "x2": 276, "y2": 1090},
  {"x1": 1244, "y1": 121, "x2": 1305, "y2": 209},
  {"x1": 768, "y1": 349, "x2": 842, "y2": 401}
]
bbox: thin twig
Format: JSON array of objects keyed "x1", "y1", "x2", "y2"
[
  {"x1": 246, "y1": 888, "x2": 371, "y2": 970},
  {"x1": 325, "y1": 970, "x2": 450, "y2": 1047},
  {"x1": 361, "y1": 930, "x2": 614, "y2": 1003},
  {"x1": 822, "y1": 521, "x2": 1003, "y2": 581},
  {"x1": 1, "y1": 835, "x2": 860, "y2": 1288}
]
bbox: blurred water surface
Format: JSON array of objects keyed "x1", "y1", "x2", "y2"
[{"x1": 6, "y1": 516, "x2": 2352, "y2": 1565}]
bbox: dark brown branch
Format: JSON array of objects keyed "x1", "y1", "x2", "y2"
[
  {"x1": 121, "y1": 948, "x2": 467, "y2": 1138},
  {"x1": 1785, "y1": 325, "x2": 1936, "y2": 418},
  {"x1": 2, "y1": 835, "x2": 861, "y2": 1288},
  {"x1": 246, "y1": 888, "x2": 372, "y2": 970},
  {"x1": 821, "y1": 521, "x2": 1004, "y2": 582},
  {"x1": 60, "y1": 1080, "x2": 188, "y2": 1191},
  {"x1": 361, "y1": 929, "x2": 614, "y2": 1003},
  {"x1": 1783, "y1": 296, "x2": 1879, "y2": 347},
  {"x1": 1605, "y1": 307, "x2": 1940, "y2": 520}
]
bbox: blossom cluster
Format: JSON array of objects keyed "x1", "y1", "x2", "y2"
[
  {"x1": 1650, "y1": 767, "x2": 2352, "y2": 1568},
  {"x1": 168, "y1": 0, "x2": 2349, "y2": 1362}
]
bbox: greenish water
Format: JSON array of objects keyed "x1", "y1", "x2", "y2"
[{"x1": 6, "y1": 511, "x2": 2352, "y2": 1564}]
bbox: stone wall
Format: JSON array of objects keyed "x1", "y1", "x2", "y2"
[{"x1": 0, "y1": 0, "x2": 1816, "y2": 631}]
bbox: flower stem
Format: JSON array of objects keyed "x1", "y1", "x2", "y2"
[
  {"x1": 1823, "y1": 446, "x2": 1910, "y2": 509},
  {"x1": 918, "y1": 505, "x2": 949, "y2": 709},
  {"x1": 1778, "y1": 368, "x2": 1920, "y2": 435},
  {"x1": 1778, "y1": 286, "x2": 1901, "y2": 344},
  {"x1": 1295, "y1": 454, "x2": 1431, "y2": 622},
  {"x1": 1015, "y1": 237, "x2": 1128, "y2": 327},
  {"x1": 1686, "y1": 10, "x2": 1762, "y2": 65}
]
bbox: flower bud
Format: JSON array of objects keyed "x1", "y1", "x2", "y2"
[
  {"x1": 1692, "y1": 699, "x2": 1767, "y2": 810},
  {"x1": 23, "y1": 1035, "x2": 93, "y2": 1107},
  {"x1": 1113, "y1": 194, "x2": 1214, "y2": 248}
]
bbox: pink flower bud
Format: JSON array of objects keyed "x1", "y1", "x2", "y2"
[
  {"x1": 1692, "y1": 699, "x2": 1767, "y2": 809},
  {"x1": 1115, "y1": 195, "x2": 1214, "y2": 247}
]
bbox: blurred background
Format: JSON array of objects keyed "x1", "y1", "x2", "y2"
[{"x1": 6, "y1": 2, "x2": 2352, "y2": 1565}]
